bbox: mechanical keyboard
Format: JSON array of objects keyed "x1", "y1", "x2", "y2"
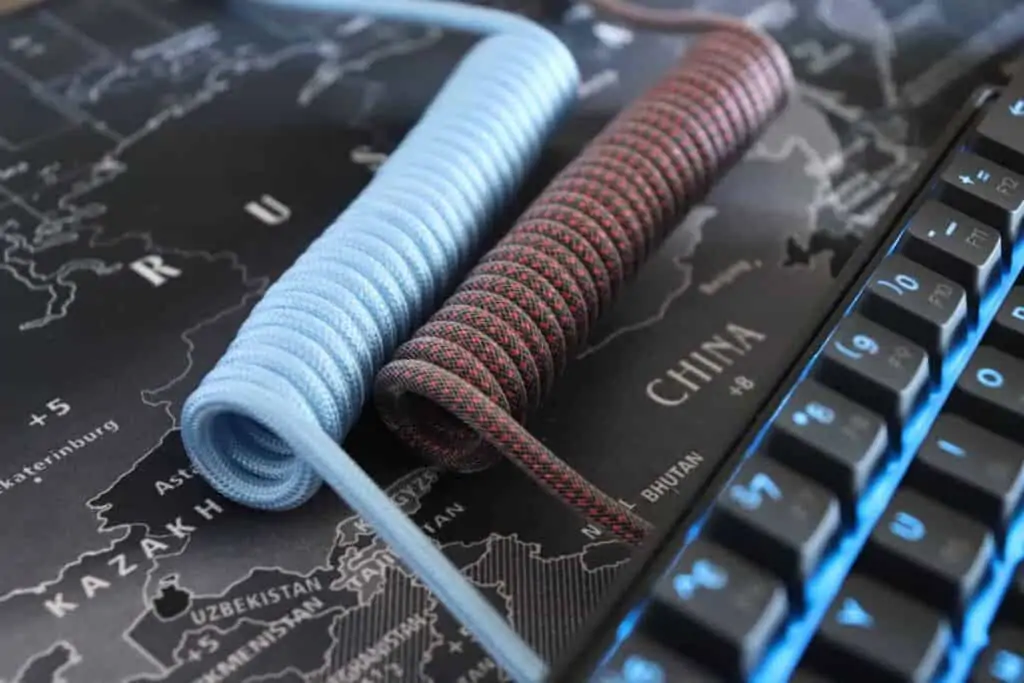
[{"x1": 550, "y1": 65, "x2": 1024, "y2": 683}]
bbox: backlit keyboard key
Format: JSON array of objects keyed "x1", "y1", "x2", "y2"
[
  {"x1": 950, "y1": 346, "x2": 1024, "y2": 442},
  {"x1": 901, "y1": 200, "x2": 1003, "y2": 299},
  {"x1": 940, "y1": 151, "x2": 1024, "y2": 244},
  {"x1": 988, "y1": 286, "x2": 1024, "y2": 358},
  {"x1": 648, "y1": 540, "x2": 788, "y2": 678},
  {"x1": 556, "y1": 64, "x2": 1024, "y2": 683},
  {"x1": 808, "y1": 574, "x2": 950, "y2": 683},
  {"x1": 859, "y1": 488, "x2": 994, "y2": 618},
  {"x1": 769, "y1": 380, "x2": 888, "y2": 515},
  {"x1": 860, "y1": 254, "x2": 968, "y2": 371},
  {"x1": 969, "y1": 625, "x2": 1024, "y2": 683},
  {"x1": 905, "y1": 414, "x2": 1024, "y2": 532},
  {"x1": 975, "y1": 78, "x2": 1024, "y2": 172},
  {"x1": 817, "y1": 315, "x2": 929, "y2": 434},
  {"x1": 711, "y1": 455, "x2": 841, "y2": 599},
  {"x1": 593, "y1": 634, "x2": 722, "y2": 683}
]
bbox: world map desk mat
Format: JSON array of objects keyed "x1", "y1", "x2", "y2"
[{"x1": 1, "y1": 0, "x2": 1022, "y2": 681}]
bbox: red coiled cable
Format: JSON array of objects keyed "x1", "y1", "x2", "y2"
[{"x1": 374, "y1": 22, "x2": 794, "y2": 546}]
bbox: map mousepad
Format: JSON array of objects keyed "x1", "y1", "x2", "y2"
[{"x1": 1, "y1": 0, "x2": 1022, "y2": 681}]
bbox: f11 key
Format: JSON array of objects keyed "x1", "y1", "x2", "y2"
[{"x1": 900, "y1": 200, "x2": 1003, "y2": 300}]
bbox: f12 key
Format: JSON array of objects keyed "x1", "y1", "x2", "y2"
[{"x1": 976, "y1": 77, "x2": 1024, "y2": 173}]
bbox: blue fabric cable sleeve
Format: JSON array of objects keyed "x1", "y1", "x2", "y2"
[{"x1": 180, "y1": 1, "x2": 579, "y2": 681}]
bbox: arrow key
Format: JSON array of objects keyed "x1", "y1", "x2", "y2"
[{"x1": 807, "y1": 574, "x2": 951, "y2": 682}]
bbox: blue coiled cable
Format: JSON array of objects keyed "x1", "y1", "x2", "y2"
[{"x1": 180, "y1": 2, "x2": 578, "y2": 680}]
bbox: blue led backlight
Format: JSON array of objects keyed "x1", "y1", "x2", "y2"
[
  {"x1": 989, "y1": 648, "x2": 1024, "y2": 682},
  {"x1": 621, "y1": 655, "x2": 666, "y2": 683},
  {"x1": 758, "y1": 231, "x2": 1024, "y2": 683},
  {"x1": 593, "y1": 185, "x2": 1024, "y2": 681},
  {"x1": 835, "y1": 597, "x2": 874, "y2": 629}
]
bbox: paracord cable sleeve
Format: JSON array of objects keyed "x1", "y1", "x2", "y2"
[
  {"x1": 375, "y1": 25, "x2": 794, "y2": 544},
  {"x1": 180, "y1": 2, "x2": 577, "y2": 681}
]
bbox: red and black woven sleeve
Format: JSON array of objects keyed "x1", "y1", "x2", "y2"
[{"x1": 374, "y1": 27, "x2": 794, "y2": 546}]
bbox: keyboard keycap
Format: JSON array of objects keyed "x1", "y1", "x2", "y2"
[
  {"x1": 860, "y1": 254, "x2": 968, "y2": 370},
  {"x1": 648, "y1": 540, "x2": 788, "y2": 678},
  {"x1": 860, "y1": 488, "x2": 994, "y2": 617},
  {"x1": 817, "y1": 315, "x2": 929, "y2": 434},
  {"x1": 808, "y1": 574, "x2": 950, "y2": 683},
  {"x1": 940, "y1": 151, "x2": 1024, "y2": 243},
  {"x1": 988, "y1": 287, "x2": 1024, "y2": 358},
  {"x1": 969, "y1": 625, "x2": 1024, "y2": 683},
  {"x1": 902, "y1": 200, "x2": 1003, "y2": 299},
  {"x1": 975, "y1": 77, "x2": 1024, "y2": 172},
  {"x1": 769, "y1": 381, "x2": 888, "y2": 514},
  {"x1": 593, "y1": 634, "x2": 722, "y2": 683},
  {"x1": 711, "y1": 455, "x2": 841, "y2": 597},
  {"x1": 950, "y1": 346, "x2": 1024, "y2": 442},
  {"x1": 905, "y1": 414, "x2": 1024, "y2": 532}
]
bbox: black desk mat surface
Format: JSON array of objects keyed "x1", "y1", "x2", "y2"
[{"x1": 0, "y1": 0, "x2": 1021, "y2": 680}]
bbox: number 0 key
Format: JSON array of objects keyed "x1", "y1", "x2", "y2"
[{"x1": 860, "y1": 255, "x2": 967, "y2": 373}]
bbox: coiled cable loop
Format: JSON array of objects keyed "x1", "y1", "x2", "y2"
[
  {"x1": 181, "y1": 2, "x2": 577, "y2": 680},
  {"x1": 375, "y1": 26, "x2": 794, "y2": 547}
]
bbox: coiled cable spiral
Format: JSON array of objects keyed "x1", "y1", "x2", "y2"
[
  {"x1": 182, "y1": 0, "x2": 796, "y2": 679},
  {"x1": 374, "y1": 20, "x2": 794, "y2": 546},
  {"x1": 181, "y1": 1, "x2": 576, "y2": 681}
]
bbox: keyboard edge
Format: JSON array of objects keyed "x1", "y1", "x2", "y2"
[{"x1": 549, "y1": 80, "x2": 1003, "y2": 683}]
